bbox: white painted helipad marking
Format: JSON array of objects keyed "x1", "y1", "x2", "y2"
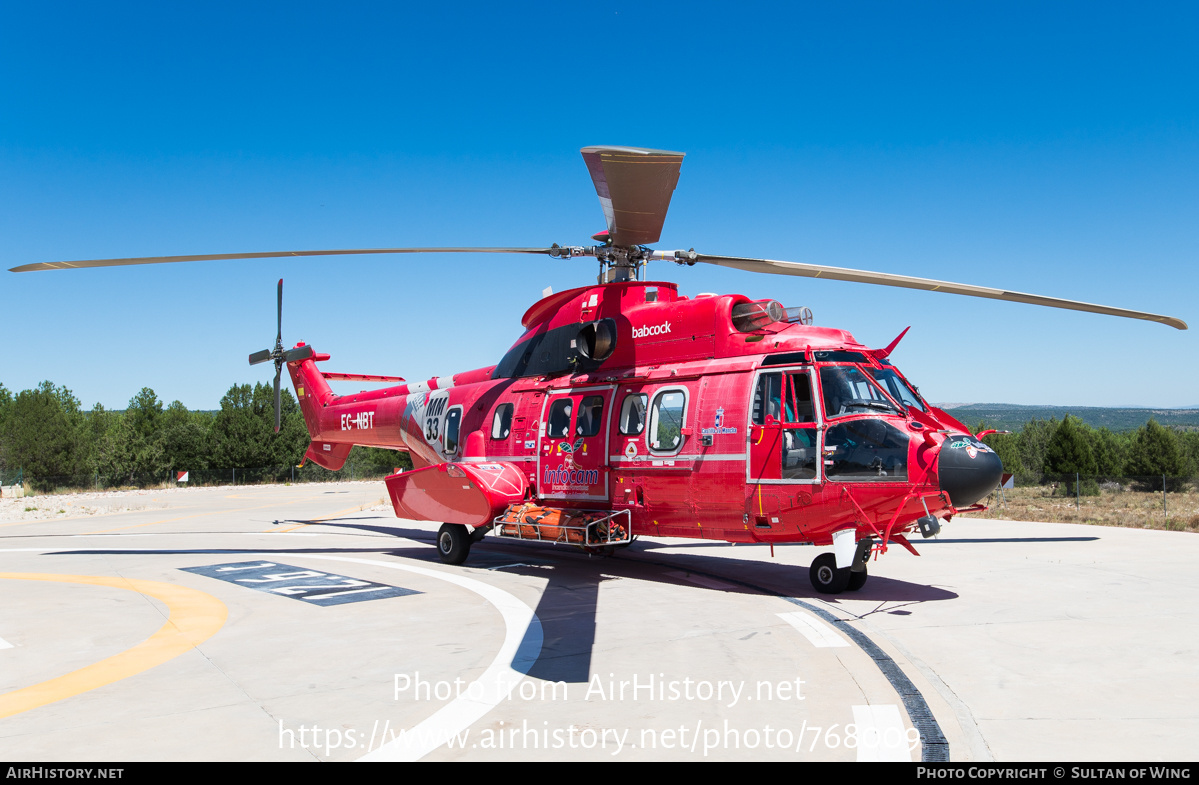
[
  {"x1": 297, "y1": 555, "x2": 542, "y2": 762},
  {"x1": 777, "y1": 611, "x2": 849, "y2": 648},
  {"x1": 0, "y1": 637, "x2": 12, "y2": 649},
  {"x1": 1, "y1": 547, "x2": 542, "y2": 761},
  {"x1": 668, "y1": 571, "x2": 737, "y2": 590},
  {"x1": 851, "y1": 704, "x2": 911, "y2": 761}
]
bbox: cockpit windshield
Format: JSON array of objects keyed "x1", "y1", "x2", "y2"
[
  {"x1": 865, "y1": 366, "x2": 928, "y2": 413},
  {"x1": 819, "y1": 365, "x2": 902, "y2": 418}
]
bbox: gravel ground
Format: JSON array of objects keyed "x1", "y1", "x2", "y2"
[{"x1": 0, "y1": 482, "x2": 390, "y2": 523}]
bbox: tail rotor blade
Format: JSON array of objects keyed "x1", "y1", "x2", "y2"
[
  {"x1": 249, "y1": 349, "x2": 272, "y2": 365},
  {"x1": 274, "y1": 368, "x2": 282, "y2": 433},
  {"x1": 284, "y1": 345, "x2": 315, "y2": 362}
]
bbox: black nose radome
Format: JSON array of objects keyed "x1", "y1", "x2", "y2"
[{"x1": 938, "y1": 435, "x2": 1003, "y2": 508}]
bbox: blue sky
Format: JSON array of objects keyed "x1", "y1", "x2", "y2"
[{"x1": 2, "y1": 2, "x2": 1196, "y2": 410}]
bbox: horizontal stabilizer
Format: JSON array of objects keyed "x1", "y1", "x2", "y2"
[{"x1": 305, "y1": 441, "x2": 353, "y2": 471}]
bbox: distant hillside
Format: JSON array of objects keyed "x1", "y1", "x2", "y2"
[{"x1": 940, "y1": 403, "x2": 1199, "y2": 432}]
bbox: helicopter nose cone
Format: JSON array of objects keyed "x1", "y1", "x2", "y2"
[{"x1": 937, "y1": 435, "x2": 1003, "y2": 508}]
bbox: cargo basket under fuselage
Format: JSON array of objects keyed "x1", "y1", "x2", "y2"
[{"x1": 491, "y1": 504, "x2": 632, "y2": 547}]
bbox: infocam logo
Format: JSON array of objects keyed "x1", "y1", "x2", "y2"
[
  {"x1": 543, "y1": 467, "x2": 600, "y2": 485},
  {"x1": 632, "y1": 321, "x2": 672, "y2": 338}
]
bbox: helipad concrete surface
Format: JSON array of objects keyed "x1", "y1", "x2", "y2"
[{"x1": 0, "y1": 482, "x2": 1195, "y2": 762}]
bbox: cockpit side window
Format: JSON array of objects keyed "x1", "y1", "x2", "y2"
[
  {"x1": 825, "y1": 420, "x2": 909, "y2": 481},
  {"x1": 753, "y1": 373, "x2": 784, "y2": 425},
  {"x1": 785, "y1": 372, "x2": 815, "y2": 423}
]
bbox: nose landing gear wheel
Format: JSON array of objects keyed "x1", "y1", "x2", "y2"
[
  {"x1": 846, "y1": 567, "x2": 868, "y2": 592},
  {"x1": 809, "y1": 552, "x2": 851, "y2": 594},
  {"x1": 437, "y1": 523, "x2": 472, "y2": 565}
]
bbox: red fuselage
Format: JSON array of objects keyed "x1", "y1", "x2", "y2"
[{"x1": 286, "y1": 280, "x2": 998, "y2": 550}]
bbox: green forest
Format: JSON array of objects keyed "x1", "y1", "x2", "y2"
[
  {"x1": 1, "y1": 379, "x2": 1197, "y2": 496},
  {"x1": 977, "y1": 415, "x2": 1199, "y2": 494},
  {"x1": 0, "y1": 381, "x2": 411, "y2": 491}
]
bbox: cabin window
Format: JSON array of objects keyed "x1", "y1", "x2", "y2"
[
  {"x1": 547, "y1": 398, "x2": 573, "y2": 438},
  {"x1": 619, "y1": 393, "x2": 648, "y2": 435},
  {"x1": 648, "y1": 389, "x2": 687, "y2": 452},
  {"x1": 576, "y1": 395, "x2": 604, "y2": 437},
  {"x1": 444, "y1": 407, "x2": 463, "y2": 454},
  {"x1": 491, "y1": 403, "x2": 513, "y2": 439}
]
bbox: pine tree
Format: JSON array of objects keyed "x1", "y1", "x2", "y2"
[
  {"x1": 3, "y1": 382, "x2": 86, "y2": 488},
  {"x1": 1017, "y1": 418, "x2": 1057, "y2": 476},
  {"x1": 1091, "y1": 427, "x2": 1127, "y2": 477},
  {"x1": 1044, "y1": 415, "x2": 1096, "y2": 494},
  {"x1": 1125, "y1": 418, "x2": 1188, "y2": 491}
]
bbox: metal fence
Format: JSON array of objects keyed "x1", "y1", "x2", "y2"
[
  {"x1": 978, "y1": 473, "x2": 1199, "y2": 530},
  {"x1": 1, "y1": 462, "x2": 400, "y2": 495}
]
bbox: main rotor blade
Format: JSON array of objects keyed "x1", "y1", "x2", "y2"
[
  {"x1": 273, "y1": 369, "x2": 282, "y2": 433},
  {"x1": 691, "y1": 253, "x2": 1188, "y2": 331},
  {"x1": 581, "y1": 146, "x2": 684, "y2": 247},
  {"x1": 276, "y1": 278, "x2": 283, "y2": 346},
  {"x1": 8, "y1": 247, "x2": 559, "y2": 273}
]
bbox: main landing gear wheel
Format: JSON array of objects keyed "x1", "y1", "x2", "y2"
[
  {"x1": 437, "y1": 523, "x2": 471, "y2": 565},
  {"x1": 846, "y1": 567, "x2": 868, "y2": 592},
  {"x1": 809, "y1": 552, "x2": 851, "y2": 594}
]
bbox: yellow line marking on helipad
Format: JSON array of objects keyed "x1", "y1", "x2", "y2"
[
  {"x1": 0, "y1": 573, "x2": 228, "y2": 719},
  {"x1": 265, "y1": 502, "x2": 375, "y2": 533}
]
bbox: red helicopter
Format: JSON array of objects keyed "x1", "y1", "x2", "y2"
[{"x1": 11, "y1": 147, "x2": 1187, "y2": 593}]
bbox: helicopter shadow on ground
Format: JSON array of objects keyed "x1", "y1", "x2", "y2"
[
  {"x1": 307, "y1": 516, "x2": 962, "y2": 684},
  {"x1": 639, "y1": 535, "x2": 1101, "y2": 550},
  {"x1": 285, "y1": 518, "x2": 611, "y2": 684}
]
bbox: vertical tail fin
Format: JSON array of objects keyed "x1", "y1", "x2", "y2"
[{"x1": 285, "y1": 344, "x2": 348, "y2": 469}]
